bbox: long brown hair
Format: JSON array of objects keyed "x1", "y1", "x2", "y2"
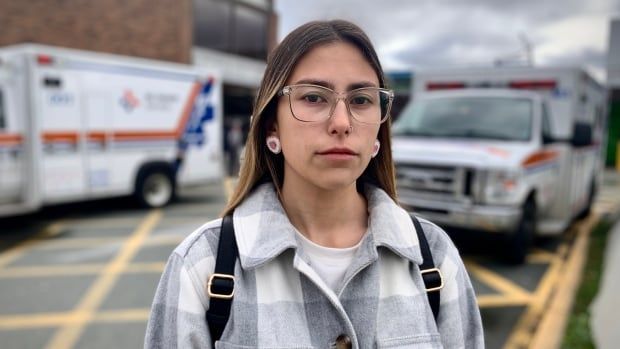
[{"x1": 222, "y1": 20, "x2": 397, "y2": 216}]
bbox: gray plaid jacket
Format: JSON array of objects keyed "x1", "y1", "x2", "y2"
[{"x1": 145, "y1": 183, "x2": 484, "y2": 348}]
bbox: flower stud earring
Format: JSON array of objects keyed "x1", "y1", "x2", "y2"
[
  {"x1": 266, "y1": 136, "x2": 281, "y2": 154},
  {"x1": 371, "y1": 140, "x2": 380, "y2": 158}
]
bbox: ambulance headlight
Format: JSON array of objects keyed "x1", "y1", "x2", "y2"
[{"x1": 478, "y1": 169, "x2": 522, "y2": 204}]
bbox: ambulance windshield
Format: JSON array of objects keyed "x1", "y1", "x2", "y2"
[{"x1": 393, "y1": 97, "x2": 533, "y2": 141}]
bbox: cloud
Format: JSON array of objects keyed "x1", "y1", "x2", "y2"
[
  {"x1": 535, "y1": 14, "x2": 609, "y2": 60},
  {"x1": 533, "y1": 14, "x2": 611, "y2": 81},
  {"x1": 275, "y1": 0, "x2": 620, "y2": 82}
]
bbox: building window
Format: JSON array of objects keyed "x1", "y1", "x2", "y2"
[
  {"x1": 193, "y1": 0, "x2": 270, "y2": 60},
  {"x1": 233, "y1": 5, "x2": 268, "y2": 59},
  {"x1": 194, "y1": 0, "x2": 232, "y2": 52}
]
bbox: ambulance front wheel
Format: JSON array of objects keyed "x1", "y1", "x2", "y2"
[
  {"x1": 135, "y1": 167, "x2": 176, "y2": 208},
  {"x1": 504, "y1": 198, "x2": 536, "y2": 265}
]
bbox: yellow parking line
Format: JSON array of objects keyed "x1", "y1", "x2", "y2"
[
  {"x1": 0, "y1": 264, "x2": 104, "y2": 278},
  {"x1": 142, "y1": 234, "x2": 185, "y2": 246},
  {"x1": 0, "y1": 221, "x2": 65, "y2": 269},
  {"x1": 0, "y1": 308, "x2": 151, "y2": 329},
  {"x1": 476, "y1": 294, "x2": 531, "y2": 307},
  {"x1": 466, "y1": 262, "x2": 533, "y2": 302},
  {"x1": 29, "y1": 237, "x2": 123, "y2": 250},
  {"x1": 510, "y1": 196, "x2": 619, "y2": 348},
  {"x1": 594, "y1": 200, "x2": 620, "y2": 213},
  {"x1": 44, "y1": 210, "x2": 161, "y2": 349},
  {"x1": 532, "y1": 243, "x2": 568, "y2": 299},
  {"x1": 62, "y1": 217, "x2": 145, "y2": 228},
  {"x1": 158, "y1": 215, "x2": 214, "y2": 222},
  {"x1": 94, "y1": 308, "x2": 150, "y2": 323},
  {"x1": 25, "y1": 234, "x2": 182, "y2": 251},
  {"x1": 0, "y1": 262, "x2": 166, "y2": 279},
  {"x1": 0, "y1": 312, "x2": 78, "y2": 330},
  {"x1": 124, "y1": 262, "x2": 166, "y2": 273},
  {"x1": 526, "y1": 249, "x2": 556, "y2": 263},
  {"x1": 503, "y1": 237, "x2": 571, "y2": 348}
]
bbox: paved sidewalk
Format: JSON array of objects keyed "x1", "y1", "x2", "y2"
[
  {"x1": 590, "y1": 170, "x2": 620, "y2": 349},
  {"x1": 590, "y1": 221, "x2": 620, "y2": 349}
]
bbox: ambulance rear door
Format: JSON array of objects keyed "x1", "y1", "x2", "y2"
[{"x1": 0, "y1": 54, "x2": 35, "y2": 215}]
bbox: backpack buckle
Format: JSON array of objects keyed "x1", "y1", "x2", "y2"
[
  {"x1": 207, "y1": 273, "x2": 235, "y2": 299},
  {"x1": 421, "y1": 267, "x2": 444, "y2": 292}
]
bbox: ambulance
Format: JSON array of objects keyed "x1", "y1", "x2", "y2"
[
  {"x1": 0, "y1": 44, "x2": 223, "y2": 217},
  {"x1": 392, "y1": 66, "x2": 606, "y2": 263}
]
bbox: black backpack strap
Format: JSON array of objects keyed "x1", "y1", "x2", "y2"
[
  {"x1": 206, "y1": 214, "x2": 238, "y2": 344},
  {"x1": 410, "y1": 215, "x2": 443, "y2": 321},
  {"x1": 205, "y1": 213, "x2": 440, "y2": 341}
]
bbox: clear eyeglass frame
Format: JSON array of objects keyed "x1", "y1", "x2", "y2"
[{"x1": 279, "y1": 84, "x2": 395, "y2": 124}]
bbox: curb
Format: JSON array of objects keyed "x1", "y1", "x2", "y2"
[
  {"x1": 530, "y1": 207, "x2": 620, "y2": 349},
  {"x1": 528, "y1": 213, "x2": 596, "y2": 349}
]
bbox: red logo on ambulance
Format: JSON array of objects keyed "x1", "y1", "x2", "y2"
[{"x1": 119, "y1": 89, "x2": 140, "y2": 112}]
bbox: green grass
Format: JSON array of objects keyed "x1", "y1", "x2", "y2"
[
  {"x1": 606, "y1": 102, "x2": 619, "y2": 167},
  {"x1": 561, "y1": 218, "x2": 614, "y2": 349}
]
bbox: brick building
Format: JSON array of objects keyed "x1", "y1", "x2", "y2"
[{"x1": 0, "y1": 0, "x2": 194, "y2": 63}]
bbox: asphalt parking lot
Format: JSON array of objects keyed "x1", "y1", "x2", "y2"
[
  {"x1": 1, "y1": 176, "x2": 619, "y2": 349},
  {"x1": 0, "y1": 183, "x2": 228, "y2": 349}
]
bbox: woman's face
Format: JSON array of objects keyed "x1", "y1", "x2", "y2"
[{"x1": 273, "y1": 42, "x2": 381, "y2": 192}]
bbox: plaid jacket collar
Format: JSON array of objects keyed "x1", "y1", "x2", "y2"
[{"x1": 232, "y1": 183, "x2": 424, "y2": 270}]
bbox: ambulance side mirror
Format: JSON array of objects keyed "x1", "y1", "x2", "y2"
[
  {"x1": 542, "y1": 134, "x2": 556, "y2": 145},
  {"x1": 571, "y1": 122, "x2": 592, "y2": 147}
]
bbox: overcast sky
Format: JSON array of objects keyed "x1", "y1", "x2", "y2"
[{"x1": 275, "y1": 0, "x2": 619, "y2": 83}]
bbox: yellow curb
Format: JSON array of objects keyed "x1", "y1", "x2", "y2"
[{"x1": 503, "y1": 189, "x2": 620, "y2": 349}]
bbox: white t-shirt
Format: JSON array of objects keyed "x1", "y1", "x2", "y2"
[{"x1": 295, "y1": 229, "x2": 365, "y2": 292}]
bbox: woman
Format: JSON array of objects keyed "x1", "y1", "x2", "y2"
[{"x1": 145, "y1": 20, "x2": 483, "y2": 348}]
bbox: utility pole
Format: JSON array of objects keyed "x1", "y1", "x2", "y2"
[
  {"x1": 493, "y1": 33, "x2": 535, "y2": 67},
  {"x1": 519, "y1": 33, "x2": 534, "y2": 66}
]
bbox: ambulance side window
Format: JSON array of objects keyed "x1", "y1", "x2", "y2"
[
  {"x1": 541, "y1": 102, "x2": 552, "y2": 139},
  {"x1": 0, "y1": 89, "x2": 5, "y2": 130}
]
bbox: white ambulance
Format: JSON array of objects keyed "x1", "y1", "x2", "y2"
[
  {"x1": 392, "y1": 66, "x2": 606, "y2": 263},
  {"x1": 0, "y1": 44, "x2": 223, "y2": 217}
]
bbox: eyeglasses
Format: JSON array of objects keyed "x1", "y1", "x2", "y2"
[{"x1": 279, "y1": 84, "x2": 394, "y2": 124}]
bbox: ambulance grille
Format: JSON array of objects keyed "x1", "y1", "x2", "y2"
[{"x1": 395, "y1": 164, "x2": 473, "y2": 202}]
